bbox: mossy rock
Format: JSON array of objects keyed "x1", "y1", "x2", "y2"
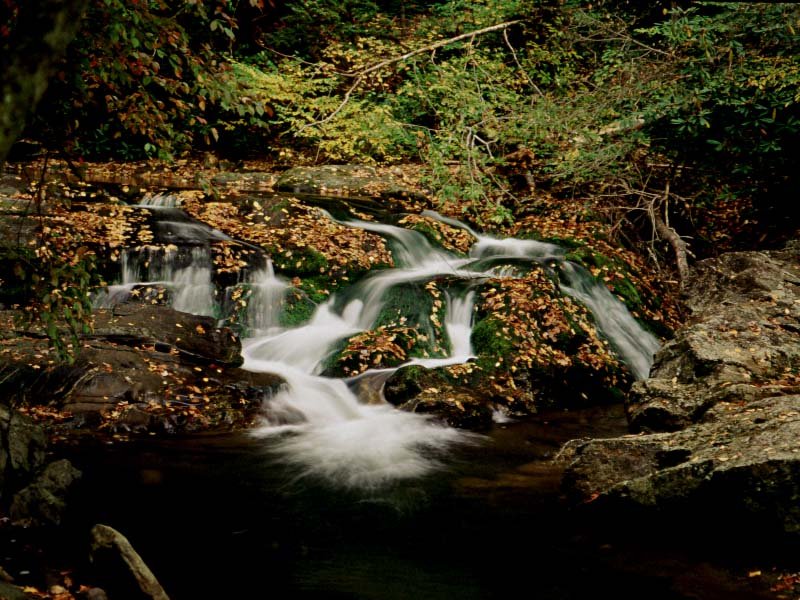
[
  {"x1": 269, "y1": 244, "x2": 329, "y2": 277},
  {"x1": 470, "y1": 315, "x2": 515, "y2": 373},
  {"x1": 372, "y1": 281, "x2": 449, "y2": 359},
  {"x1": 296, "y1": 274, "x2": 337, "y2": 305},
  {"x1": 384, "y1": 365, "x2": 493, "y2": 430},
  {"x1": 280, "y1": 288, "x2": 317, "y2": 328},
  {"x1": 322, "y1": 326, "x2": 419, "y2": 377}
]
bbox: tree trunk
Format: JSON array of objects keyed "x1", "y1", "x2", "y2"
[{"x1": 0, "y1": 0, "x2": 89, "y2": 167}]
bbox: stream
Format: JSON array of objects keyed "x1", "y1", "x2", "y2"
[
  {"x1": 96, "y1": 197, "x2": 658, "y2": 491},
  {"x1": 68, "y1": 196, "x2": 772, "y2": 598}
]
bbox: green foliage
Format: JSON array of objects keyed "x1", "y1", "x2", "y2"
[
  {"x1": 4, "y1": 234, "x2": 98, "y2": 363},
  {"x1": 17, "y1": 0, "x2": 800, "y2": 244},
  {"x1": 639, "y1": 4, "x2": 800, "y2": 178},
  {"x1": 31, "y1": 0, "x2": 240, "y2": 158}
]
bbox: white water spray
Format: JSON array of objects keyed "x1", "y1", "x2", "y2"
[{"x1": 244, "y1": 261, "x2": 288, "y2": 334}]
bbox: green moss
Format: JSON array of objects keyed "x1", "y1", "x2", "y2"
[
  {"x1": 273, "y1": 246, "x2": 329, "y2": 276},
  {"x1": 409, "y1": 221, "x2": 467, "y2": 257},
  {"x1": 471, "y1": 316, "x2": 514, "y2": 371},
  {"x1": 296, "y1": 274, "x2": 336, "y2": 304},
  {"x1": 565, "y1": 248, "x2": 645, "y2": 311},
  {"x1": 320, "y1": 336, "x2": 351, "y2": 376},
  {"x1": 565, "y1": 247, "x2": 611, "y2": 268},
  {"x1": 374, "y1": 282, "x2": 449, "y2": 358},
  {"x1": 608, "y1": 276, "x2": 643, "y2": 310},
  {"x1": 280, "y1": 288, "x2": 316, "y2": 328}
]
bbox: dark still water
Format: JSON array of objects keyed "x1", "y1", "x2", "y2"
[{"x1": 59, "y1": 405, "x2": 773, "y2": 600}]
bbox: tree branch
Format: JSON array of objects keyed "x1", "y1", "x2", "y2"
[
  {"x1": 295, "y1": 20, "x2": 521, "y2": 135},
  {"x1": 651, "y1": 181, "x2": 690, "y2": 285}
]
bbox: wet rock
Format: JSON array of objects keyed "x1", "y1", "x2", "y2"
[
  {"x1": 91, "y1": 304, "x2": 243, "y2": 367},
  {"x1": 0, "y1": 404, "x2": 46, "y2": 498},
  {"x1": 386, "y1": 367, "x2": 494, "y2": 430},
  {"x1": 561, "y1": 241, "x2": 800, "y2": 541},
  {"x1": 398, "y1": 392, "x2": 494, "y2": 430},
  {"x1": 9, "y1": 459, "x2": 81, "y2": 526},
  {"x1": 562, "y1": 395, "x2": 800, "y2": 538},
  {"x1": 90, "y1": 524, "x2": 170, "y2": 600},
  {"x1": 84, "y1": 588, "x2": 109, "y2": 600},
  {"x1": 0, "y1": 304, "x2": 283, "y2": 434}
]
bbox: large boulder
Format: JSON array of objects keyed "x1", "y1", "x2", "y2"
[
  {"x1": 561, "y1": 240, "x2": 800, "y2": 540},
  {"x1": 562, "y1": 395, "x2": 800, "y2": 538},
  {"x1": 627, "y1": 241, "x2": 800, "y2": 432},
  {"x1": 0, "y1": 306, "x2": 282, "y2": 435},
  {"x1": 9, "y1": 458, "x2": 81, "y2": 526},
  {"x1": 91, "y1": 304, "x2": 243, "y2": 367}
]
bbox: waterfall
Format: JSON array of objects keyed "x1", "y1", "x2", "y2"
[
  {"x1": 139, "y1": 192, "x2": 181, "y2": 208},
  {"x1": 558, "y1": 262, "x2": 659, "y2": 380},
  {"x1": 170, "y1": 247, "x2": 215, "y2": 317},
  {"x1": 98, "y1": 198, "x2": 660, "y2": 489},
  {"x1": 409, "y1": 291, "x2": 476, "y2": 369},
  {"x1": 94, "y1": 245, "x2": 216, "y2": 316}
]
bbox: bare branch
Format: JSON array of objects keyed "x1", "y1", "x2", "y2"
[
  {"x1": 295, "y1": 20, "x2": 521, "y2": 135},
  {"x1": 340, "y1": 20, "x2": 522, "y2": 79},
  {"x1": 651, "y1": 181, "x2": 690, "y2": 285}
]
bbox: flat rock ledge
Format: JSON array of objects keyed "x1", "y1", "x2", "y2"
[
  {"x1": 560, "y1": 240, "x2": 800, "y2": 541},
  {"x1": 0, "y1": 304, "x2": 283, "y2": 435}
]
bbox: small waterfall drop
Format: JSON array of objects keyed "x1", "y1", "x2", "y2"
[
  {"x1": 170, "y1": 247, "x2": 215, "y2": 317},
  {"x1": 558, "y1": 262, "x2": 660, "y2": 380},
  {"x1": 95, "y1": 245, "x2": 216, "y2": 316},
  {"x1": 139, "y1": 192, "x2": 181, "y2": 208},
  {"x1": 244, "y1": 261, "x2": 288, "y2": 334},
  {"x1": 410, "y1": 291, "x2": 476, "y2": 369},
  {"x1": 422, "y1": 211, "x2": 659, "y2": 379}
]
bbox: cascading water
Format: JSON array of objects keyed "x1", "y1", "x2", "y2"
[
  {"x1": 558, "y1": 262, "x2": 659, "y2": 379},
  {"x1": 94, "y1": 245, "x2": 217, "y2": 317},
  {"x1": 242, "y1": 221, "x2": 484, "y2": 489},
  {"x1": 99, "y1": 196, "x2": 659, "y2": 489},
  {"x1": 243, "y1": 262, "x2": 288, "y2": 334},
  {"x1": 94, "y1": 193, "x2": 224, "y2": 316},
  {"x1": 422, "y1": 210, "x2": 660, "y2": 379}
]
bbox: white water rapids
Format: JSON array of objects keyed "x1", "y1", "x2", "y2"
[{"x1": 99, "y1": 199, "x2": 660, "y2": 489}]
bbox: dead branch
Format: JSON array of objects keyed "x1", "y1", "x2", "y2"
[
  {"x1": 295, "y1": 20, "x2": 521, "y2": 134},
  {"x1": 341, "y1": 21, "x2": 522, "y2": 79},
  {"x1": 650, "y1": 181, "x2": 690, "y2": 285}
]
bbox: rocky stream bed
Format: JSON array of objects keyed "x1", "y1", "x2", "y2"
[{"x1": 1, "y1": 161, "x2": 799, "y2": 599}]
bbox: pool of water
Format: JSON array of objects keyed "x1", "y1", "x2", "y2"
[{"x1": 39, "y1": 404, "x2": 776, "y2": 600}]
